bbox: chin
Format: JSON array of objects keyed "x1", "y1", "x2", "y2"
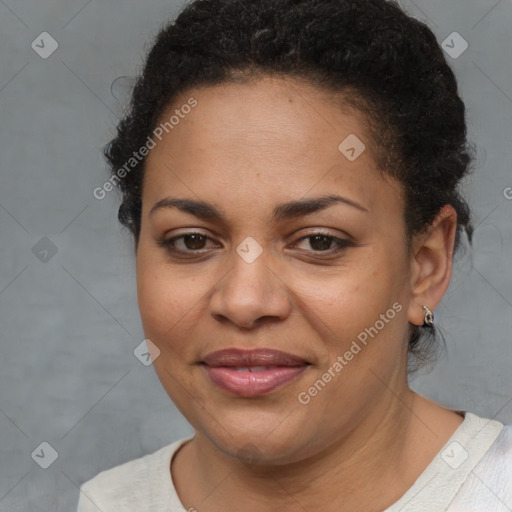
[{"x1": 199, "y1": 418, "x2": 314, "y2": 466}]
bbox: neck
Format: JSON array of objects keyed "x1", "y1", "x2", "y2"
[{"x1": 172, "y1": 386, "x2": 461, "y2": 512}]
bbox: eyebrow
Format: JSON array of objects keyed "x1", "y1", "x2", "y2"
[{"x1": 149, "y1": 194, "x2": 368, "y2": 222}]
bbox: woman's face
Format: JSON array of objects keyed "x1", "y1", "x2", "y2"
[{"x1": 137, "y1": 76, "x2": 415, "y2": 463}]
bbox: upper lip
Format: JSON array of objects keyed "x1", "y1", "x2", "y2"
[{"x1": 202, "y1": 348, "x2": 309, "y2": 367}]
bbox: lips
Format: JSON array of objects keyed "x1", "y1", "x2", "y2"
[
  {"x1": 202, "y1": 348, "x2": 308, "y2": 368},
  {"x1": 201, "y1": 348, "x2": 310, "y2": 397}
]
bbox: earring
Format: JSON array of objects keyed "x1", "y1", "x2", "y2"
[{"x1": 422, "y1": 305, "x2": 434, "y2": 327}]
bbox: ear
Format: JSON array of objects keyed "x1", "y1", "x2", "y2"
[{"x1": 407, "y1": 205, "x2": 457, "y2": 326}]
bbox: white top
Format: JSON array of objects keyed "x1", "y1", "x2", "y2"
[{"x1": 76, "y1": 412, "x2": 512, "y2": 511}]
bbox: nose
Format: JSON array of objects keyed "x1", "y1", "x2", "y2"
[{"x1": 208, "y1": 248, "x2": 292, "y2": 330}]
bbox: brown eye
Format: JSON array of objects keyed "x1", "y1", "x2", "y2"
[
  {"x1": 157, "y1": 231, "x2": 219, "y2": 256},
  {"x1": 181, "y1": 234, "x2": 207, "y2": 250},
  {"x1": 294, "y1": 232, "x2": 353, "y2": 254},
  {"x1": 308, "y1": 235, "x2": 334, "y2": 251}
]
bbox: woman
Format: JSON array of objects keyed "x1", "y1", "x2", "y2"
[{"x1": 77, "y1": 0, "x2": 512, "y2": 510}]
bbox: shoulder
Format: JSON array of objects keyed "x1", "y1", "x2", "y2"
[
  {"x1": 451, "y1": 421, "x2": 512, "y2": 510},
  {"x1": 475, "y1": 422, "x2": 512, "y2": 473},
  {"x1": 76, "y1": 438, "x2": 190, "y2": 512}
]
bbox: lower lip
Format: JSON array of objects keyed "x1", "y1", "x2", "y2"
[{"x1": 203, "y1": 365, "x2": 309, "y2": 397}]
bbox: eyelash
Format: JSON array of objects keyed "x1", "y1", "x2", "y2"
[{"x1": 157, "y1": 230, "x2": 354, "y2": 258}]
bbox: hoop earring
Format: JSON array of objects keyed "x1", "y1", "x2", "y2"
[{"x1": 422, "y1": 305, "x2": 434, "y2": 327}]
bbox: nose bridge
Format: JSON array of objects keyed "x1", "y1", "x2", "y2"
[
  {"x1": 225, "y1": 243, "x2": 277, "y2": 303},
  {"x1": 230, "y1": 245, "x2": 272, "y2": 293},
  {"x1": 209, "y1": 241, "x2": 291, "y2": 327}
]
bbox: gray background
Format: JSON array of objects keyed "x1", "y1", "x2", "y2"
[{"x1": 0, "y1": 0, "x2": 511, "y2": 510}]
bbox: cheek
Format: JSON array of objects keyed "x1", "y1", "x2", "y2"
[
  {"x1": 136, "y1": 250, "x2": 219, "y2": 364},
  {"x1": 301, "y1": 249, "x2": 408, "y2": 357},
  {"x1": 302, "y1": 255, "x2": 399, "y2": 324},
  {"x1": 136, "y1": 250, "x2": 195, "y2": 341}
]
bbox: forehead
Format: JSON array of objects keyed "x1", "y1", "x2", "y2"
[
  {"x1": 143, "y1": 76, "x2": 402, "y2": 218},
  {"x1": 152, "y1": 75, "x2": 373, "y2": 157}
]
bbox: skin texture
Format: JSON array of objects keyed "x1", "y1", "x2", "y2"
[{"x1": 136, "y1": 76, "x2": 464, "y2": 512}]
